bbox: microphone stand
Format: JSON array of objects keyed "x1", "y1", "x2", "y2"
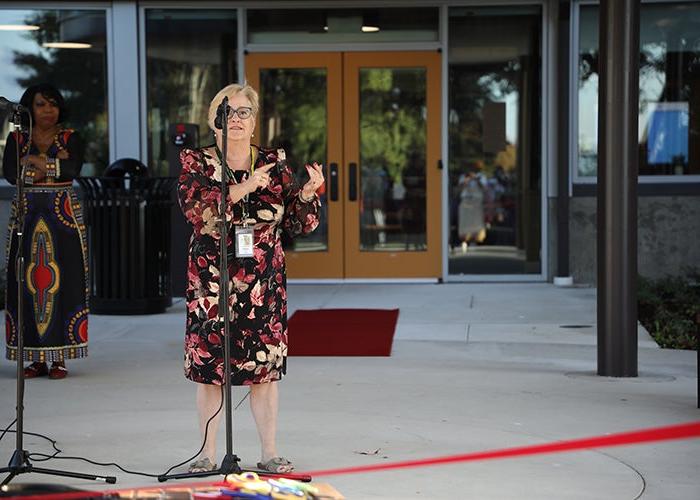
[
  {"x1": 0, "y1": 109, "x2": 116, "y2": 486},
  {"x1": 158, "y1": 97, "x2": 310, "y2": 483}
]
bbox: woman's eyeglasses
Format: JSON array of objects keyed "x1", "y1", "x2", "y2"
[{"x1": 225, "y1": 106, "x2": 253, "y2": 120}]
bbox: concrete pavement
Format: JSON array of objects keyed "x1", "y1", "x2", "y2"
[{"x1": 0, "y1": 283, "x2": 698, "y2": 499}]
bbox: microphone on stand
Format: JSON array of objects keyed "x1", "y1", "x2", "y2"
[
  {"x1": 214, "y1": 99, "x2": 228, "y2": 130},
  {"x1": 0, "y1": 97, "x2": 27, "y2": 113}
]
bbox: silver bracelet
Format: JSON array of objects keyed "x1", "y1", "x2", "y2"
[
  {"x1": 45, "y1": 157, "x2": 57, "y2": 179},
  {"x1": 24, "y1": 167, "x2": 36, "y2": 185}
]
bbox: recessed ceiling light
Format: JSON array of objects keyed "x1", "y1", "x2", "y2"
[
  {"x1": 0, "y1": 24, "x2": 40, "y2": 31},
  {"x1": 42, "y1": 42, "x2": 92, "y2": 49},
  {"x1": 362, "y1": 25, "x2": 380, "y2": 33}
]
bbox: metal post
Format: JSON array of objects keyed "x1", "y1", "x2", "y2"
[
  {"x1": 556, "y1": 1, "x2": 571, "y2": 279},
  {"x1": 597, "y1": 0, "x2": 640, "y2": 377}
]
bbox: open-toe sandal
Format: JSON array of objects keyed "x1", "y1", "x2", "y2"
[
  {"x1": 188, "y1": 457, "x2": 217, "y2": 473},
  {"x1": 257, "y1": 457, "x2": 294, "y2": 473}
]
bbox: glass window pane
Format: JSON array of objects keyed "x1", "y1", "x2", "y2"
[
  {"x1": 145, "y1": 9, "x2": 237, "y2": 176},
  {"x1": 0, "y1": 9, "x2": 109, "y2": 177},
  {"x1": 258, "y1": 68, "x2": 329, "y2": 252},
  {"x1": 577, "y1": 5, "x2": 598, "y2": 177},
  {"x1": 577, "y1": 2, "x2": 700, "y2": 177},
  {"x1": 359, "y1": 68, "x2": 427, "y2": 252},
  {"x1": 448, "y1": 6, "x2": 542, "y2": 275},
  {"x1": 248, "y1": 8, "x2": 438, "y2": 44}
]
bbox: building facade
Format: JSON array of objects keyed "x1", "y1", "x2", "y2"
[{"x1": 1, "y1": 1, "x2": 698, "y2": 286}]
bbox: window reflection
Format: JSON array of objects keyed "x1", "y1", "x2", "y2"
[
  {"x1": 145, "y1": 9, "x2": 237, "y2": 176},
  {"x1": 359, "y1": 68, "x2": 427, "y2": 252},
  {"x1": 0, "y1": 9, "x2": 108, "y2": 176},
  {"x1": 577, "y1": 2, "x2": 700, "y2": 177},
  {"x1": 258, "y1": 68, "x2": 329, "y2": 252},
  {"x1": 448, "y1": 6, "x2": 542, "y2": 275}
]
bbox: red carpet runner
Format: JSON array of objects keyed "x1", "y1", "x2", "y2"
[{"x1": 288, "y1": 308, "x2": 399, "y2": 356}]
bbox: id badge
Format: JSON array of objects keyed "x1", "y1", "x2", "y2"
[{"x1": 234, "y1": 226, "x2": 254, "y2": 258}]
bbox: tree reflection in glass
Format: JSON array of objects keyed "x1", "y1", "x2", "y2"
[
  {"x1": 1, "y1": 9, "x2": 109, "y2": 175},
  {"x1": 359, "y1": 68, "x2": 427, "y2": 252},
  {"x1": 259, "y1": 68, "x2": 328, "y2": 252}
]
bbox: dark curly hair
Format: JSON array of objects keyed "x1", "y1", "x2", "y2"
[{"x1": 19, "y1": 83, "x2": 69, "y2": 126}]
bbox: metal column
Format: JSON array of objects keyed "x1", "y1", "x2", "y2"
[
  {"x1": 556, "y1": 1, "x2": 571, "y2": 279},
  {"x1": 596, "y1": 0, "x2": 640, "y2": 377}
]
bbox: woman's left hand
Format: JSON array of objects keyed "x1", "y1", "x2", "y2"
[{"x1": 301, "y1": 162, "x2": 324, "y2": 201}]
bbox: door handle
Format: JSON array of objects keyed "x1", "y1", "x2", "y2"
[
  {"x1": 329, "y1": 163, "x2": 338, "y2": 202},
  {"x1": 348, "y1": 162, "x2": 358, "y2": 201}
]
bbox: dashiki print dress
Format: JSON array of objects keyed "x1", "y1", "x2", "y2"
[
  {"x1": 3, "y1": 129, "x2": 89, "y2": 362},
  {"x1": 178, "y1": 145, "x2": 320, "y2": 385}
]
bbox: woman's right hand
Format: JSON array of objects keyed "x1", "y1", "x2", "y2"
[
  {"x1": 21, "y1": 154, "x2": 47, "y2": 172},
  {"x1": 21, "y1": 155, "x2": 47, "y2": 182},
  {"x1": 244, "y1": 163, "x2": 275, "y2": 194}
]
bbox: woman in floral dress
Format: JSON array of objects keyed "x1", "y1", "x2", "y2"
[{"x1": 178, "y1": 83, "x2": 324, "y2": 474}]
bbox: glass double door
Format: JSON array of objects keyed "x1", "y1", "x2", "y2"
[{"x1": 246, "y1": 52, "x2": 441, "y2": 279}]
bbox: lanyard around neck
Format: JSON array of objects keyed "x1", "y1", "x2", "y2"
[
  {"x1": 215, "y1": 145, "x2": 257, "y2": 225},
  {"x1": 215, "y1": 145, "x2": 256, "y2": 183}
]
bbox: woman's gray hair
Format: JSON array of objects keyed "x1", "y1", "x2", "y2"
[{"x1": 207, "y1": 83, "x2": 259, "y2": 131}]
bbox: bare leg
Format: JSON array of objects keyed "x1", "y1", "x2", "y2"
[
  {"x1": 196, "y1": 383, "x2": 223, "y2": 463},
  {"x1": 250, "y1": 381, "x2": 287, "y2": 467}
]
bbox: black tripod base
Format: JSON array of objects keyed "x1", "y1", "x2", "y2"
[
  {"x1": 157, "y1": 453, "x2": 311, "y2": 483},
  {"x1": 0, "y1": 449, "x2": 116, "y2": 487},
  {"x1": 219, "y1": 453, "x2": 243, "y2": 476}
]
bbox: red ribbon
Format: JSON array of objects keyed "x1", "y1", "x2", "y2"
[{"x1": 304, "y1": 420, "x2": 700, "y2": 477}]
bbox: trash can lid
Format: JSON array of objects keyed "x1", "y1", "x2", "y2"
[{"x1": 105, "y1": 158, "x2": 149, "y2": 178}]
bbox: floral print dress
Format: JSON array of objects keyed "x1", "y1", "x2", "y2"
[{"x1": 178, "y1": 145, "x2": 320, "y2": 385}]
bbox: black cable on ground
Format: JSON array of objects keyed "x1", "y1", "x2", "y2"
[
  {"x1": 0, "y1": 388, "x2": 251, "y2": 479},
  {"x1": 0, "y1": 419, "x2": 17, "y2": 443}
]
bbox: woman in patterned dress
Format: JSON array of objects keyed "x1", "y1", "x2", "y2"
[
  {"x1": 178, "y1": 83, "x2": 324, "y2": 473},
  {"x1": 3, "y1": 83, "x2": 88, "y2": 380}
]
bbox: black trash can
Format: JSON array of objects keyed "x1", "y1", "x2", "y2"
[{"x1": 76, "y1": 174, "x2": 177, "y2": 314}]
